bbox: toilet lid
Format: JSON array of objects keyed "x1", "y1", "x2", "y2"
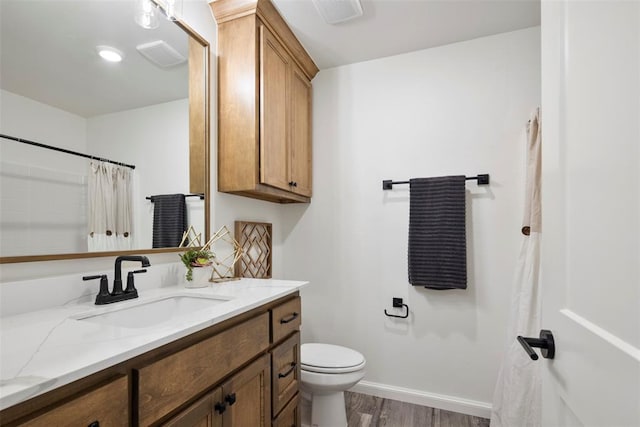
[{"x1": 301, "y1": 343, "x2": 366, "y2": 374}]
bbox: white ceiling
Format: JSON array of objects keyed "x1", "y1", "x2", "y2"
[
  {"x1": 270, "y1": 0, "x2": 541, "y2": 70},
  {"x1": 0, "y1": 0, "x2": 540, "y2": 118},
  {"x1": 0, "y1": 1, "x2": 189, "y2": 118}
]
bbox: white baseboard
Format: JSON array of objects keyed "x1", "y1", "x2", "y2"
[{"x1": 350, "y1": 380, "x2": 492, "y2": 419}]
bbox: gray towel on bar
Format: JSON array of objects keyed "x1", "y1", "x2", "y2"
[
  {"x1": 408, "y1": 176, "x2": 467, "y2": 289},
  {"x1": 151, "y1": 194, "x2": 187, "y2": 248}
]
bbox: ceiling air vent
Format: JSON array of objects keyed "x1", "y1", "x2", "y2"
[
  {"x1": 311, "y1": 0, "x2": 363, "y2": 24},
  {"x1": 136, "y1": 40, "x2": 186, "y2": 68}
]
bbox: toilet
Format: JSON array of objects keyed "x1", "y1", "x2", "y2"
[{"x1": 300, "y1": 343, "x2": 366, "y2": 427}]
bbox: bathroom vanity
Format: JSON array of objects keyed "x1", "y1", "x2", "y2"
[{"x1": 0, "y1": 279, "x2": 305, "y2": 426}]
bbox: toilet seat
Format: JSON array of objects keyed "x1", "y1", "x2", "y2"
[{"x1": 301, "y1": 343, "x2": 366, "y2": 374}]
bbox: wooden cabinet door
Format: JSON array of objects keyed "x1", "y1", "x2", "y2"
[
  {"x1": 260, "y1": 25, "x2": 290, "y2": 192},
  {"x1": 221, "y1": 354, "x2": 271, "y2": 427},
  {"x1": 162, "y1": 389, "x2": 223, "y2": 427},
  {"x1": 289, "y1": 65, "x2": 312, "y2": 197},
  {"x1": 137, "y1": 313, "x2": 269, "y2": 425}
]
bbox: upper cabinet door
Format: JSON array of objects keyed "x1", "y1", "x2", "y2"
[
  {"x1": 260, "y1": 25, "x2": 291, "y2": 192},
  {"x1": 289, "y1": 65, "x2": 312, "y2": 197}
]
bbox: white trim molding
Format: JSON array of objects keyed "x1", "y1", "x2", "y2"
[{"x1": 350, "y1": 380, "x2": 492, "y2": 419}]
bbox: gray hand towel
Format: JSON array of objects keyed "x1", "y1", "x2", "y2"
[
  {"x1": 408, "y1": 176, "x2": 467, "y2": 289},
  {"x1": 151, "y1": 194, "x2": 187, "y2": 248}
]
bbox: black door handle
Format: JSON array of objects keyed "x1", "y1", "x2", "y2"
[
  {"x1": 280, "y1": 312, "x2": 299, "y2": 324},
  {"x1": 517, "y1": 329, "x2": 555, "y2": 360},
  {"x1": 278, "y1": 362, "x2": 297, "y2": 378}
]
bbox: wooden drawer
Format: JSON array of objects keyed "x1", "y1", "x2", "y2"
[
  {"x1": 271, "y1": 297, "x2": 301, "y2": 343},
  {"x1": 137, "y1": 312, "x2": 270, "y2": 425},
  {"x1": 18, "y1": 376, "x2": 128, "y2": 427},
  {"x1": 271, "y1": 332, "x2": 300, "y2": 416},
  {"x1": 272, "y1": 393, "x2": 300, "y2": 427}
]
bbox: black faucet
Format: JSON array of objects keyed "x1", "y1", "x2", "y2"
[{"x1": 83, "y1": 255, "x2": 150, "y2": 305}]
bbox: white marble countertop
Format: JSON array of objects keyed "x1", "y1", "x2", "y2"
[{"x1": 0, "y1": 278, "x2": 308, "y2": 411}]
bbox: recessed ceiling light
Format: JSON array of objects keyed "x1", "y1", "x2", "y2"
[
  {"x1": 311, "y1": 0, "x2": 363, "y2": 24},
  {"x1": 97, "y1": 46, "x2": 124, "y2": 63}
]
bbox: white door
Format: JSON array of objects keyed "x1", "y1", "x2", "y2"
[{"x1": 540, "y1": 0, "x2": 640, "y2": 426}]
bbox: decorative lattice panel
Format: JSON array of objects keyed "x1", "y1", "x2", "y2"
[{"x1": 234, "y1": 221, "x2": 272, "y2": 278}]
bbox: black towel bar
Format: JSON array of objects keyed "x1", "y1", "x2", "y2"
[
  {"x1": 147, "y1": 194, "x2": 204, "y2": 201},
  {"x1": 382, "y1": 174, "x2": 489, "y2": 190}
]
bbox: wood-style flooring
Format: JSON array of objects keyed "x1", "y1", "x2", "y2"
[{"x1": 345, "y1": 391, "x2": 490, "y2": 427}]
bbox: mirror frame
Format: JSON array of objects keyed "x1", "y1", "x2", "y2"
[{"x1": 0, "y1": 9, "x2": 210, "y2": 264}]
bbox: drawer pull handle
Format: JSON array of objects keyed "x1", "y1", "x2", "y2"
[
  {"x1": 225, "y1": 393, "x2": 237, "y2": 406},
  {"x1": 214, "y1": 401, "x2": 226, "y2": 414},
  {"x1": 88, "y1": 422, "x2": 100, "y2": 427},
  {"x1": 278, "y1": 362, "x2": 297, "y2": 378},
  {"x1": 280, "y1": 312, "x2": 299, "y2": 324}
]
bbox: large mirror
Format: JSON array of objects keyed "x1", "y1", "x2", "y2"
[{"x1": 0, "y1": 0, "x2": 209, "y2": 262}]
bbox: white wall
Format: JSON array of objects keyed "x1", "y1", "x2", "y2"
[
  {"x1": 87, "y1": 98, "x2": 205, "y2": 249},
  {"x1": 0, "y1": 4, "x2": 541, "y2": 417},
  {"x1": 0, "y1": 90, "x2": 88, "y2": 256},
  {"x1": 0, "y1": 94, "x2": 200, "y2": 255},
  {"x1": 282, "y1": 27, "x2": 541, "y2": 413}
]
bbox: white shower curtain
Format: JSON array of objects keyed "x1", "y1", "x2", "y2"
[
  {"x1": 88, "y1": 161, "x2": 133, "y2": 252},
  {"x1": 491, "y1": 108, "x2": 542, "y2": 427}
]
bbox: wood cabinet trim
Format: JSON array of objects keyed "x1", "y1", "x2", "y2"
[
  {"x1": 260, "y1": 24, "x2": 292, "y2": 193},
  {"x1": 221, "y1": 353, "x2": 272, "y2": 426},
  {"x1": 272, "y1": 393, "x2": 300, "y2": 427},
  {"x1": 8, "y1": 375, "x2": 128, "y2": 427},
  {"x1": 289, "y1": 65, "x2": 312, "y2": 197},
  {"x1": 271, "y1": 296, "x2": 301, "y2": 344},
  {"x1": 161, "y1": 388, "x2": 222, "y2": 427},
  {"x1": 271, "y1": 332, "x2": 300, "y2": 417},
  {"x1": 211, "y1": 0, "x2": 318, "y2": 80},
  {"x1": 216, "y1": 15, "x2": 260, "y2": 193}
]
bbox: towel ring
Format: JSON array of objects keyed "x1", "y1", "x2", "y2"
[{"x1": 384, "y1": 297, "x2": 409, "y2": 319}]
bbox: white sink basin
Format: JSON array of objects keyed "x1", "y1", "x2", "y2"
[{"x1": 73, "y1": 294, "x2": 232, "y2": 329}]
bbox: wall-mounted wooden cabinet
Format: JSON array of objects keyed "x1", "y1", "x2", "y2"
[{"x1": 212, "y1": 0, "x2": 318, "y2": 203}]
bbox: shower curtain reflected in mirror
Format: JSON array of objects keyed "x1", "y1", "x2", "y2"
[{"x1": 88, "y1": 161, "x2": 132, "y2": 252}]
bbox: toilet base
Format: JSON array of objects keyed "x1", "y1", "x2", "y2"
[{"x1": 310, "y1": 391, "x2": 347, "y2": 427}]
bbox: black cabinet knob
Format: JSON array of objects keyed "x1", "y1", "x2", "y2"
[
  {"x1": 517, "y1": 329, "x2": 555, "y2": 360},
  {"x1": 225, "y1": 392, "x2": 237, "y2": 406},
  {"x1": 214, "y1": 401, "x2": 226, "y2": 414}
]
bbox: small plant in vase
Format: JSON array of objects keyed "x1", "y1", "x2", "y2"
[{"x1": 180, "y1": 248, "x2": 214, "y2": 283}]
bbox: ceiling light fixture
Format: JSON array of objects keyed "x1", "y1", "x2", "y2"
[
  {"x1": 156, "y1": 0, "x2": 183, "y2": 22},
  {"x1": 311, "y1": 0, "x2": 364, "y2": 24},
  {"x1": 134, "y1": 0, "x2": 159, "y2": 29},
  {"x1": 97, "y1": 46, "x2": 124, "y2": 63}
]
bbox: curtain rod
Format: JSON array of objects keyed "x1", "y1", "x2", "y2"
[
  {"x1": 382, "y1": 174, "x2": 490, "y2": 190},
  {"x1": 0, "y1": 133, "x2": 136, "y2": 169}
]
